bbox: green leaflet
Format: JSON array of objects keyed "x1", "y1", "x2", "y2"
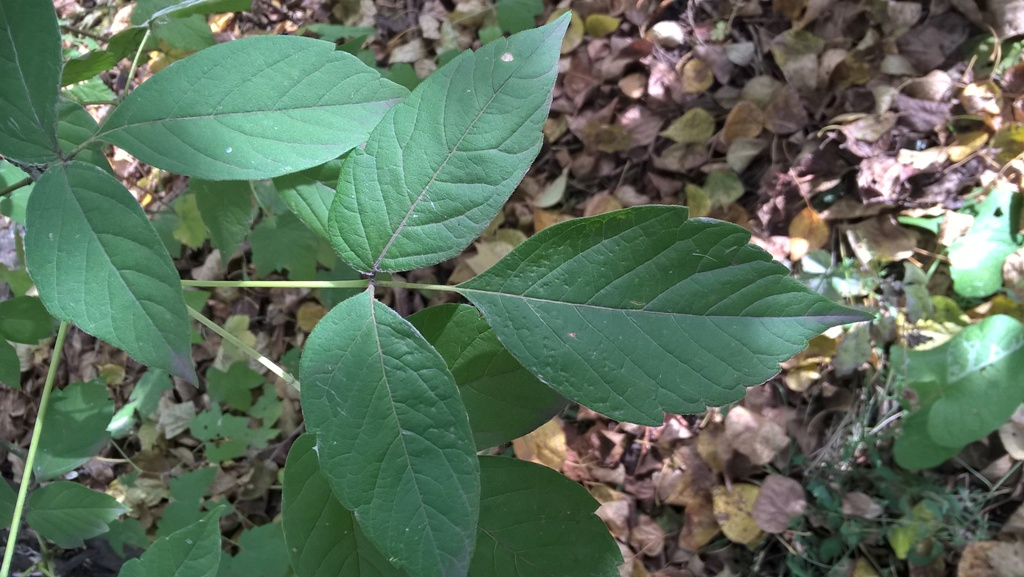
[
  {"x1": 0, "y1": 296, "x2": 56, "y2": 344},
  {"x1": 948, "y1": 187, "x2": 1022, "y2": 298},
  {"x1": 57, "y1": 99, "x2": 112, "y2": 174},
  {"x1": 273, "y1": 159, "x2": 344, "y2": 241},
  {"x1": 470, "y1": 457, "x2": 621, "y2": 577},
  {"x1": 24, "y1": 162, "x2": 196, "y2": 383},
  {"x1": 0, "y1": 0, "x2": 62, "y2": 163},
  {"x1": 458, "y1": 206, "x2": 870, "y2": 425},
  {"x1": 893, "y1": 315, "x2": 1024, "y2": 470},
  {"x1": 98, "y1": 36, "x2": 408, "y2": 180},
  {"x1": 27, "y1": 482, "x2": 129, "y2": 549},
  {"x1": 0, "y1": 339, "x2": 18, "y2": 389},
  {"x1": 192, "y1": 179, "x2": 254, "y2": 266},
  {"x1": 409, "y1": 304, "x2": 565, "y2": 449},
  {"x1": 119, "y1": 507, "x2": 225, "y2": 577},
  {"x1": 34, "y1": 380, "x2": 115, "y2": 480},
  {"x1": 328, "y1": 14, "x2": 568, "y2": 273},
  {"x1": 62, "y1": 27, "x2": 148, "y2": 87},
  {"x1": 300, "y1": 291, "x2": 479, "y2": 577},
  {"x1": 282, "y1": 434, "x2": 408, "y2": 577}
]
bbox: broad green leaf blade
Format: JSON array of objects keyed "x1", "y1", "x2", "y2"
[
  {"x1": 218, "y1": 523, "x2": 290, "y2": 577},
  {"x1": 301, "y1": 290, "x2": 479, "y2": 577},
  {"x1": 409, "y1": 304, "x2": 565, "y2": 449},
  {"x1": 458, "y1": 206, "x2": 871, "y2": 425},
  {"x1": 948, "y1": 187, "x2": 1022, "y2": 298},
  {"x1": 0, "y1": 296, "x2": 56, "y2": 343},
  {"x1": 192, "y1": 179, "x2": 254, "y2": 266},
  {"x1": 27, "y1": 481, "x2": 129, "y2": 548},
  {"x1": 250, "y1": 213, "x2": 319, "y2": 280},
  {"x1": 282, "y1": 434, "x2": 408, "y2": 577},
  {"x1": 119, "y1": 507, "x2": 225, "y2": 577},
  {"x1": 0, "y1": 339, "x2": 19, "y2": 389},
  {"x1": 34, "y1": 380, "x2": 115, "y2": 480},
  {"x1": 892, "y1": 314, "x2": 1024, "y2": 470},
  {"x1": 471, "y1": 457, "x2": 621, "y2": 577},
  {"x1": 0, "y1": 0, "x2": 62, "y2": 163},
  {"x1": 98, "y1": 36, "x2": 408, "y2": 180},
  {"x1": 0, "y1": 479, "x2": 14, "y2": 529},
  {"x1": 273, "y1": 159, "x2": 343, "y2": 240},
  {"x1": 892, "y1": 408, "x2": 960, "y2": 471},
  {"x1": 328, "y1": 15, "x2": 568, "y2": 273},
  {"x1": 57, "y1": 99, "x2": 112, "y2": 173},
  {"x1": 147, "y1": 0, "x2": 251, "y2": 23},
  {"x1": 24, "y1": 162, "x2": 196, "y2": 383},
  {"x1": 62, "y1": 27, "x2": 148, "y2": 87}
]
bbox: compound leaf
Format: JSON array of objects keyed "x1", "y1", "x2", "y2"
[
  {"x1": 192, "y1": 179, "x2": 254, "y2": 266},
  {"x1": 34, "y1": 380, "x2": 115, "y2": 480},
  {"x1": 27, "y1": 482, "x2": 129, "y2": 549},
  {"x1": 301, "y1": 290, "x2": 479, "y2": 577},
  {"x1": 282, "y1": 434, "x2": 408, "y2": 577},
  {"x1": 328, "y1": 14, "x2": 568, "y2": 273},
  {"x1": 24, "y1": 162, "x2": 196, "y2": 383},
  {"x1": 470, "y1": 457, "x2": 621, "y2": 577},
  {"x1": 458, "y1": 206, "x2": 870, "y2": 425},
  {"x1": 0, "y1": 0, "x2": 62, "y2": 163},
  {"x1": 409, "y1": 304, "x2": 565, "y2": 449},
  {"x1": 119, "y1": 507, "x2": 225, "y2": 577},
  {"x1": 98, "y1": 36, "x2": 408, "y2": 180}
]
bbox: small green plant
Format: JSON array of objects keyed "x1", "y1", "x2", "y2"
[{"x1": 0, "y1": 1, "x2": 868, "y2": 576}]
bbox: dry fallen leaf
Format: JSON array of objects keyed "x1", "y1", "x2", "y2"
[
  {"x1": 713, "y1": 484, "x2": 764, "y2": 546},
  {"x1": 752, "y1": 474, "x2": 806, "y2": 533},
  {"x1": 842, "y1": 491, "x2": 884, "y2": 519},
  {"x1": 585, "y1": 14, "x2": 621, "y2": 38},
  {"x1": 583, "y1": 192, "x2": 624, "y2": 216},
  {"x1": 661, "y1": 108, "x2": 716, "y2": 145},
  {"x1": 722, "y1": 101, "x2": 764, "y2": 146},
  {"x1": 678, "y1": 494, "x2": 720, "y2": 551},
  {"x1": 680, "y1": 59, "x2": 714, "y2": 93},
  {"x1": 296, "y1": 302, "x2": 326, "y2": 332},
  {"x1": 724, "y1": 406, "x2": 790, "y2": 465},
  {"x1": 789, "y1": 207, "x2": 829, "y2": 261},
  {"x1": 683, "y1": 184, "x2": 711, "y2": 218},
  {"x1": 534, "y1": 209, "x2": 573, "y2": 232},
  {"x1": 629, "y1": 515, "x2": 666, "y2": 556},
  {"x1": 512, "y1": 417, "x2": 567, "y2": 471}
]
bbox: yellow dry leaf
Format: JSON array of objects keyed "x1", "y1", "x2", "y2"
[
  {"x1": 296, "y1": 302, "x2": 326, "y2": 333},
  {"x1": 583, "y1": 192, "x2": 624, "y2": 217},
  {"x1": 683, "y1": 183, "x2": 711, "y2": 218},
  {"x1": 946, "y1": 130, "x2": 988, "y2": 163},
  {"x1": 98, "y1": 363, "x2": 126, "y2": 386},
  {"x1": 695, "y1": 421, "x2": 731, "y2": 472},
  {"x1": 534, "y1": 209, "x2": 573, "y2": 232},
  {"x1": 712, "y1": 484, "x2": 765, "y2": 546},
  {"x1": 788, "y1": 206, "x2": 829, "y2": 261},
  {"x1": 678, "y1": 495, "x2": 720, "y2": 551},
  {"x1": 661, "y1": 108, "x2": 715, "y2": 145},
  {"x1": 549, "y1": 9, "x2": 584, "y2": 54},
  {"x1": 722, "y1": 101, "x2": 764, "y2": 146},
  {"x1": 681, "y1": 59, "x2": 714, "y2": 93},
  {"x1": 784, "y1": 362, "x2": 821, "y2": 392},
  {"x1": 543, "y1": 115, "x2": 568, "y2": 142},
  {"x1": 853, "y1": 557, "x2": 880, "y2": 577},
  {"x1": 584, "y1": 14, "x2": 621, "y2": 38},
  {"x1": 512, "y1": 417, "x2": 567, "y2": 470}
]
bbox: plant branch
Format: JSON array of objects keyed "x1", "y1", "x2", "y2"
[
  {"x1": 122, "y1": 28, "x2": 151, "y2": 102},
  {"x1": 376, "y1": 279, "x2": 458, "y2": 293},
  {"x1": 181, "y1": 279, "x2": 370, "y2": 289},
  {"x1": 0, "y1": 177, "x2": 32, "y2": 198},
  {"x1": 60, "y1": 25, "x2": 108, "y2": 43},
  {"x1": 0, "y1": 321, "x2": 70, "y2": 577},
  {"x1": 186, "y1": 305, "x2": 300, "y2": 391}
]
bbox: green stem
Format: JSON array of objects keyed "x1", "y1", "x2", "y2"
[
  {"x1": 186, "y1": 306, "x2": 300, "y2": 391},
  {"x1": 0, "y1": 322, "x2": 70, "y2": 577},
  {"x1": 182, "y1": 279, "x2": 370, "y2": 289},
  {"x1": 122, "y1": 28, "x2": 152, "y2": 103},
  {"x1": 0, "y1": 177, "x2": 32, "y2": 198},
  {"x1": 376, "y1": 279, "x2": 457, "y2": 293}
]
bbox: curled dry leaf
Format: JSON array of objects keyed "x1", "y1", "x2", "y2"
[
  {"x1": 724, "y1": 406, "x2": 790, "y2": 465},
  {"x1": 751, "y1": 474, "x2": 806, "y2": 533},
  {"x1": 712, "y1": 484, "x2": 764, "y2": 546},
  {"x1": 789, "y1": 207, "x2": 829, "y2": 261}
]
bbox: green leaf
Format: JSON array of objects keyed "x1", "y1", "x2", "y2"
[
  {"x1": 0, "y1": 296, "x2": 56, "y2": 343},
  {"x1": 893, "y1": 315, "x2": 1024, "y2": 470},
  {"x1": 104, "y1": 517, "x2": 151, "y2": 557},
  {"x1": 250, "y1": 213, "x2": 319, "y2": 280},
  {"x1": 272, "y1": 159, "x2": 343, "y2": 240},
  {"x1": 192, "y1": 179, "x2": 254, "y2": 265},
  {"x1": 156, "y1": 467, "x2": 218, "y2": 538},
  {"x1": 24, "y1": 162, "x2": 196, "y2": 383},
  {"x1": 132, "y1": 369, "x2": 174, "y2": 418},
  {"x1": 146, "y1": 0, "x2": 251, "y2": 23},
  {"x1": 62, "y1": 27, "x2": 148, "y2": 87},
  {"x1": 174, "y1": 192, "x2": 210, "y2": 248},
  {"x1": 497, "y1": 0, "x2": 544, "y2": 34},
  {"x1": 409, "y1": 304, "x2": 565, "y2": 449},
  {"x1": 470, "y1": 457, "x2": 621, "y2": 577},
  {"x1": 948, "y1": 187, "x2": 1022, "y2": 298},
  {"x1": 0, "y1": 161, "x2": 33, "y2": 225},
  {"x1": 0, "y1": 339, "x2": 19, "y2": 389},
  {"x1": 132, "y1": 0, "x2": 215, "y2": 52},
  {"x1": 57, "y1": 99, "x2": 112, "y2": 173},
  {"x1": 218, "y1": 523, "x2": 290, "y2": 577},
  {"x1": 301, "y1": 290, "x2": 479, "y2": 577},
  {"x1": 206, "y1": 361, "x2": 263, "y2": 411},
  {"x1": 120, "y1": 507, "x2": 225, "y2": 577},
  {"x1": 27, "y1": 481, "x2": 129, "y2": 548},
  {"x1": 34, "y1": 380, "x2": 115, "y2": 480},
  {"x1": 299, "y1": 23, "x2": 375, "y2": 42},
  {"x1": 0, "y1": 478, "x2": 16, "y2": 529},
  {"x1": 190, "y1": 404, "x2": 277, "y2": 462},
  {"x1": 282, "y1": 434, "x2": 408, "y2": 577},
  {"x1": 892, "y1": 408, "x2": 960, "y2": 471},
  {"x1": 0, "y1": 0, "x2": 62, "y2": 163},
  {"x1": 62, "y1": 76, "x2": 117, "y2": 105},
  {"x1": 98, "y1": 36, "x2": 408, "y2": 180},
  {"x1": 328, "y1": 15, "x2": 568, "y2": 273},
  {"x1": 458, "y1": 206, "x2": 870, "y2": 425}
]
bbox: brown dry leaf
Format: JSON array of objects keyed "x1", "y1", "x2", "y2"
[
  {"x1": 661, "y1": 450, "x2": 716, "y2": 508},
  {"x1": 680, "y1": 59, "x2": 714, "y2": 93},
  {"x1": 987, "y1": 541, "x2": 1024, "y2": 577},
  {"x1": 696, "y1": 421, "x2": 732, "y2": 472},
  {"x1": 543, "y1": 116, "x2": 569, "y2": 142},
  {"x1": 554, "y1": 9, "x2": 585, "y2": 54},
  {"x1": 722, "y1": 101, "x2": 764, "y2": 146},
  {"x1": 764, "y1": 86, "x2": 809, "y2": 135},
  {"x1": 770, "y1": 29, "x2": 824, "y2": 92},
  {"x1": 999, "y1": 416, "x2": 1024, "y2": 460},
  {"x1": 713, "y1": 484, "x2": 764, "y2": 546},
  {"x1": 661, "y1": 108, "x2": 715, "y2": 145},
  {"x1": 585, "y1": 13, "x2": 621, "y2": 38},
  {"x1": 619, "y1": 72, "x2": 647, "y2": 98},
  {"x1": 727, "y1": 138, "x2": 769, "y2": 174},
  {"x1": 582, "y1": 121, "x2": 634, "y2": 153},
  {"x1": 532, "y1": 167, "x2": 569, "y2": 208},
  {"x1": 752, "y1": 474, "x2": 807, "y2": 533},
  {"x1": 596, "y1": 498, "x2": 632, "y2": 539},
  {"x1": 512, "y1": 417, "x2": 567, "y2": 471},
  {"x1": 842, "y1": 491, "x2": 884, "y2": 519},
  {"x1": 842, "y1": 216, "x2": 919, "y2": 262},
  {"x1": 961, "y1": 82, "x2": 1003, "y2": 119},
  {"x1": 583, "y1": 192, "x2": 624, "y2": 216},
  {"x1": 534, "y1": 209, "x2": 573, "y2": 232},
  {"x1": 678, "y1": 494, "x2": 720, "y2": 551},
  {"x1": 959, "y1": 541, "x2": 998, "y2": 577},
  {"x1": 629, "y1": 515, "x2": 666, "y2": 556},
  {"x1": 788, "y1": 207, "x2": 829, "y2": 261},
  {"x1": 296, "y1": 302, "x2": 326, "y2": 332},
  {"x1": 653, "y1": 143, "x2": 708, "y2": 173},
  {"x1": 724, "y1": 406, "x2": 790, "y2": 465}
]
